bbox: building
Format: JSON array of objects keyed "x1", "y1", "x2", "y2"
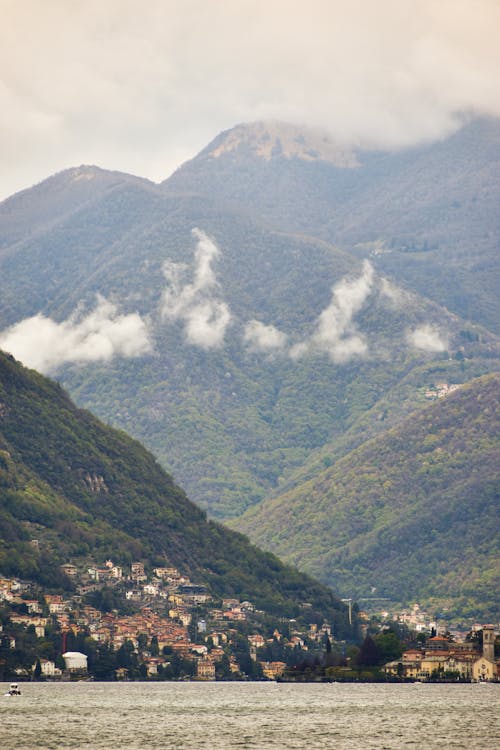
[
  {"x1": 131, "y1": 562, "x2": 147, "y2": 582},
  {"x1": 34, "y1": 659, "x2": 62, "y2": 678},
  {"x1": 472, "y1": 656, "x2": 497, "y2": 682},
  {"x1": 62, "y1": 651, "x2": 88, "y2": 672},
  {"x1": 383, "y1": 625, "x2": 498, "y2": 682},
  {"x1": 197, "y1": 659, "x2": 216, "y2": 680},
  {"x1": 472, "y1": 625, "x2": 498, "y2": 681},
  {"x1": 60, "y1": 563, "x2": 78, "y2": 578},
  {"x1": 10, "y1": 615, "x2": 48, "y2": 637},
  {"x1": 260, "y1": 661, "x2": 287, "y2": 680}
]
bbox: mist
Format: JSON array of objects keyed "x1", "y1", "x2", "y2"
[
  {"x1": 243, "y1": 320, "x2": 288, "y2": 353},
  {"x1": 161, "y1": 229, "x2": 231, "y2": 349},
  {"x1": 291, "y1": 261, "x2": 374, "y2": 363},
  {"x1": 0, "y1": 297, "x2": 152, "y2": 374},
  {"x1": 408, "y1": 324, "x2": 447, "y2": 353},
  {"x1": 1, "y1": 0, "x2": 499, "y2": 199}
]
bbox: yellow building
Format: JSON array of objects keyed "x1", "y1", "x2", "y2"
[
  {"x1": 472, "y1": 657, "x2": 497, "y2": 682},
  {"x1": 197, "y1": 659, "x2": 216, "y2": 680},
  {"x1": 260, "y1": 661, "x2": 286, "y2": 680}
]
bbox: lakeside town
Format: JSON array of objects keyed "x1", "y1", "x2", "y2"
[{"x1": 1, "y1": 558, "x2": 498, "y2": 683}]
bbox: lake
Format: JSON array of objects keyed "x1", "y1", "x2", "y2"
[{"x1": 1, "y1": 681, "x2": 499, "y2": 749}]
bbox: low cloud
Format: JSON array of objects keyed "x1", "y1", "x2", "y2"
[
  {"x1": 379, "y1": 277, "x2": 408, "y2": 307},
  {"x1": 291, "y1": 261, "x2": 374, "y2": 363},
  {"x1": 243, "y1": 320, "x2": 288, "y2": 353},
  {"x1": 0, "y1": 296, "x2": 152, "y2": 374},
  {"x1": 161, "y1": 228, "x2": 231, "y2": 349},
  {"x1": 408, "y1": 324, "x2": 447, "y2": 352},
  {"x1": 2, "y1": 1, "x2": 500, "y2": 200}
]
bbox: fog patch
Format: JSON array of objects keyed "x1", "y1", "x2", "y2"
[
  {"x1": 0, "y1": 296, "x2": 152, "y2": 374},
  {"x1": 291, "y1": 261, "x2": 374, "y2": 363},
  {"x1": 408, "y1": 324, "x2": 447, "y2": 352},
  {"x1": 243, "y1": 320, "x2": 288, "y2": 353},
  {"x1": 379, "y1": 277, "x2": 409, "y2": 307},
  {"x1": 161, "y1": 228, "x2": 231, "y2": 349}
]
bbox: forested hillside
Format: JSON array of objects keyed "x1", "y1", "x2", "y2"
[
  {"x1": 234, "y1": 374, "x2": 500, "y2": 621},
  {"x1": 0, "y1": 120, "x2": 498, "y2": 518},
  {"x1": 0, "y1": 350, "x2": 352, "y2": 636},
  {"x1": 168, "y1": 117, "x2": 500, "y2": 334},
  {"x1": 0, "y1": 119, "x2": 498, "y2": 621}
]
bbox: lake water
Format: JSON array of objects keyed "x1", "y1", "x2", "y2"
[{"x1": 1, "y1": 681, "x2": 499, "y2": 749}]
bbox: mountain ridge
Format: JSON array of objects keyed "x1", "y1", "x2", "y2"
[
  {"x1": 0, "y1": 120, "x2": 498, "y2": 519},
  {"x1": 233, "y1": 372, "x2": 500, "y2": 621},
  {"x1": 181, "y1": 120, "x2": 360, "y2": 167},
  {"x1": 166, "y1": 117, "x2": 500, "y2": 334},
  {"x1": 0, "y1": 118, "x2": 498, "y2": 621}
]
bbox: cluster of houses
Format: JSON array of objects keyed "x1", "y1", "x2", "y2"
[
  {"x1": 0, "y1": 564, "x2": 331, "y2": 681},
  {"x1": 383, "y1": 626, "x2": 499, "y2": 681},
  {"x1": 2, "y1": 564, "x2": 498, "y2": 682},
  {"x1": 424, "y1": 382, "x2": 461, "y2": 400}
]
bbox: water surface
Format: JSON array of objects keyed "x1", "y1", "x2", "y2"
[{"x1": 2, "y1": 681, "x2": 499, "y2": 749}]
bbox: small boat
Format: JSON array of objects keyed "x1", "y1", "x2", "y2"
[{"x1": 5, "y1": 683, "x2": 21, "y2": 696}]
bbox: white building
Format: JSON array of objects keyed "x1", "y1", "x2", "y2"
[{"x1": 62, "y1": 651, "x2": 88, "y2": 672}]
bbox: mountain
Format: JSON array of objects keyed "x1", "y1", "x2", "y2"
[
  {"x1": 233, "y1": 373, "x2": 500, "y2": 621},
  {"x1": 0, "y1": 349, "x2": 352, "y2": 635},
  {"x1": 167, "y1": 117, "x2": 500, "y2": 334},
  {"x1": 0, "y1": 120, "x2": 498, "y2": 524}
]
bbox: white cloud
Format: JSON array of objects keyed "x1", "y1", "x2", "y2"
[
  {"x1": 291, "y1": 260, "x2": 374, "y2": 363},
  {"x1": 161, "y1": 228, "x2": 231, "y2": 349},
  {"x1": 379, "y1": 277, "x2": 408, "y2": 307},
  {"x1": 0, "y1": 296, "x2": 152, "y2": 374},
  {"x1": 408, "y1": 324, "x2": 447, "y2": 352},
  {"x1": 1, "y1": 1, "x2": 499, "y2": 199},
  {"x1": 243, "y1": 320, "x2": 288, "y2": 353}
]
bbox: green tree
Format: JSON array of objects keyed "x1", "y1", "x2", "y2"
[
  {"x1": 374, "y1": 629, "x2": 403, "y2": 663},
  {"x1": 356, "y1": 635, "x2": 379, "y2": 667},
  {"x1": 150, "y1": 635, "x2": 159, "y2": 656},
  {"x1": 34, "y1": 658, "x2": 42, "y2": 679}
]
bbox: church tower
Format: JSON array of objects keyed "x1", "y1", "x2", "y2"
[{"x1": 482, "y1": 625, "x2": 495, "y2": 663}]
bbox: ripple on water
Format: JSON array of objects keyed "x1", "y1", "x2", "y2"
[{"x1": 1, "y1": 682, "x2": 499, "y2": 750}]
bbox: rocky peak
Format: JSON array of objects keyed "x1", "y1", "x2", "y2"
[{"x1": 203, "y1": 121, "x2": 359, "y2": 167}]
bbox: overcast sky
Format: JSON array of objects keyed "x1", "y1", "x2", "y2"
[{"x1": 1, "y1": 0, "x2": 499, "y2": 200}]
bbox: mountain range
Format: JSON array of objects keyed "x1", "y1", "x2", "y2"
[{"x1": 0, "y1": 117, "x2": 498, "y2": 619}]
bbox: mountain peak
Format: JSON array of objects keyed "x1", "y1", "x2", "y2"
[{"x1": 201, "y1": 121, "x2": 359, "y2": 167}]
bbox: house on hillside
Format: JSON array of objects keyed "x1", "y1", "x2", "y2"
[
  {"x1": 60, "y1": 563, "x2": 78, "y2": 578},
  {"x1": 197, "y1": 658, "x2": 216, "y2": 680},
  {"x1": 260, "y1": 661, "x2": 286, "y2": 680}
]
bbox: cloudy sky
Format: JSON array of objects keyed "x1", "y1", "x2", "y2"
[{"x1": 1, "y1": 0, "x2": 499, "y2": 200}]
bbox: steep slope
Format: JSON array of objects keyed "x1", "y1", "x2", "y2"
[
  {"x1": 0, "y1": 166, "x2": 154, "y2": 257},
  {"x1": 0, "y1": 121, "x2": 498, "y2": 522},
  {"x1": 166, "y1": 117, "x2": 500, "y2": 334},
  {"x1": 234, "y1": 373, "x2": 500, "y2": 621},
  {"x1": 0, "y1": 350, "x2": 352, "y2": 636}
]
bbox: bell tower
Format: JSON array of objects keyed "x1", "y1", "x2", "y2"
[{"x1": 482, "y1": 625, "x2": 495, "y2": 662}]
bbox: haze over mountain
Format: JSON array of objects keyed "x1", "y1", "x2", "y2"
[
  {"x1": 167, "y1": 117, "x2": 500, "y2": 334},
  {"x1": 0, "y1": 119, "x2": 498, "y2": 616}
]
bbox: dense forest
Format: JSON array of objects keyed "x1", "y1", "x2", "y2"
[{"x1": 235, "y1": 373, "x2": 500, "y2": 621}]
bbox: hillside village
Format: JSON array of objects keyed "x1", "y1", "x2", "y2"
[
  {"x1": 1, "y1": 559, "x2": 498, "y2": 683},
  {"x1": 0, "y1": 558, "x2": 336, "y2": 682}
]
